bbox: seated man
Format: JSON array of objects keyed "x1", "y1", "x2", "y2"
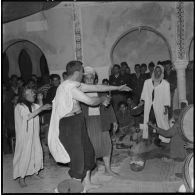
[
  {"x1": 115, "y1": 101, "x2": 136, "y2": 148},
  {"x1": 148, "y1": 109, "x2": 187, "y2": 162}
]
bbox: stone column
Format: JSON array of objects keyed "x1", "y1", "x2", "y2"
[
  {"x1": 174, "y1": 2, "x2": 188, "y2": 108},
  {"x1": 73, "y1": 3, "x2": 83, "y2": 61},
  {"x1": 174, "y1": 59, "x2": 188, "y2": 106}
]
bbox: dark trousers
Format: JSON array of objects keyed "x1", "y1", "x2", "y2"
[
  {"x1": 148, "y1": 106, "x2": 159, "y2": 142},
  {"x1": 59, "y1": 113, "x2": 95, "y2": 179}
]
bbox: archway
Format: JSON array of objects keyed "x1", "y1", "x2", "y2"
[
  {"x1": 4, "y1": 40, "x2": 49, "y2": 79},
  {"x1": 110, "y1": 26, "x2": 172, "y2": 73}
]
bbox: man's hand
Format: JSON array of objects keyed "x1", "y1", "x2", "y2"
[
  {"x1": 184, "y1": 142, "x2": 193, "y2": 150},
  {"x1": 147, "y1": 121, "x2": 157, "y2": 129},
  {"x1": 137, "y1": 100, "x2": 144, "y2": 107},
  {"x1": 37, "y1": 93, "x2": 43, "y2": 100},
  {"x1": 41, "y1": 104, "x2": 52, "y2": 111},
  {"x1": 118, "y1": 84, "x2": 132, "y2": 92},
  {"x1": 113, "y1": 122, "x2": 118, "y2": 133},
  {"x1": 101, "y1": 96, "x2": 111, "y2": 107}
]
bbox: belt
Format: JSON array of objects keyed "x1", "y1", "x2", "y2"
[{"x1": 65, "y1": 110, "x2": 82, "y2": 117}]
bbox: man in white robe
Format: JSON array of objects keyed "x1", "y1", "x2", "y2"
[{"x1": 138, "y1": 65, "x2": 171, "y2": 144}]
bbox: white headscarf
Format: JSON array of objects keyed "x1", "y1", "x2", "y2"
[{"x1": 152, "y1": 64, "x2": 164, "y2": 83}]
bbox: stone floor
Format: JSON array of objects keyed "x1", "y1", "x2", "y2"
[{"x1": 2, "y1": 147, "x2": 184, "y2": 193}]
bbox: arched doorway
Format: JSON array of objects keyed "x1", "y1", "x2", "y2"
[
  {"x1": 3, "y1": 40, "x2": 49, "y2": 79},
  {"x1": 110, "y1": 26, "x2": 172, "y2": 72}
]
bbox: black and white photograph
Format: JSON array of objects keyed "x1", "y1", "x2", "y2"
[{"x1": 2, "y1": 1, "x2": 194, "y2": 193}]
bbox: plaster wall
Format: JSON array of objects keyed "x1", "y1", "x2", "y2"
[
  {"x1": 3, "y1": 5, "x2": 75, "y2": 73},
  {"x1": 3, "y1": 2, "x2": 194, "y2": 82},
  {"x1": 81, "y1": 1, "x2": 193, "y2": 78}
]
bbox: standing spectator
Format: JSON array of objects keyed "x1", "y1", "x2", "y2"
[
  {"x1": 146, "y1": 62, "x2": 155, "y2": 79},
  {"x1": 102, "y1": 78, "x2": 109, "y2": 86},
  {"x1": 26, "y1": 79, "x2": 37, "y2": 90},
  {"x1": 109, "y1": 64, "x2": 126, "y2": 112},
  {"x1": 6, "y1": 75, "x2": 18, "y2": 102},
  {"x1": 31, "y1": 74, "x2": 38, "y2": 86},
  {"x1": 5, "y1": 94, "x2": 19, "y2": 152},
  {"x1": 138, "y1": 65, "x2": 171, "y2": 145},
  {"x1": 140, "y1": 63, "x2": 148, "y2": 88},
  {"x1": 131, "y1": 64, "x2": 143, "y2": 105},
  {"x1": 17, "y1": 78, "x2": 25, "y2": 96},
  {"x1": 3, "y1": 83, "x2": 10, "y2": 154},
  {"x1": 126, "y1": 66, "x2": 131, "y2": 75},
  {"x1": 164, "y1": 60, "x2": 177, "y2": 116},
  {"x1": 45, "y1": 74, "x2": 61, "y2": 104},
  {"x1": 13, "y1": 84, "x2": 51, "y2": 187},
  {"x1": 140, "y1": 64, "x2": 148, "y2": 79},
  {"x1": 38, "y1": 75, "x2": 51, "y2": 99},
  {"x1": 62, "y1": 71, "x2": 68, "y2": 81}
]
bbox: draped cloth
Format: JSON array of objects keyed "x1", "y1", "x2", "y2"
[
  {"x1": 48, "y1": 80, "x2": 80, "y2": 164},
  {"x1": 140, "y1": 78, "x2": 171, "y2": 143},
  {"x1": 13, "y1": 104, "x2": 43, "y2": 179}
]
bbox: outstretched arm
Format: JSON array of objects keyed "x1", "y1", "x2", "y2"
[{"x1": 79, "y1": 83, "x2": 131, "y2": 93}]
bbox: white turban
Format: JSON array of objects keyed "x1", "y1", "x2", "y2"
[{"x1": 84, "y1": 66, "x2": 96, "y2": 76}]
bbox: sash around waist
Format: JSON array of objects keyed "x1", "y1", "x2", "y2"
[{"x1": 63, "y1": 110, "x2": 82, "y2": 118}]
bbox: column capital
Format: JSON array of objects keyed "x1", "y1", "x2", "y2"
[{"x1": 174, "y1": 59, "x2": 188, "y2": 70}]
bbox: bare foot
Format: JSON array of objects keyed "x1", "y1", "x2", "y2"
[
  {"x1": 18, "y1": 178, "x2": 27, "y2": 188},
  {"x1": 31, "y1": 174, "x2": 44, "y2": 180}
]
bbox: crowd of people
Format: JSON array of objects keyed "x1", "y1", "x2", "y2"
[{"x1": 2, "y1": 59, "x2": 193, "y2": 191}]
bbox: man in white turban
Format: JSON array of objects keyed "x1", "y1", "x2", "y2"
[{"x1": 138, "y1": 65, "x2": 171, "y2": 145}]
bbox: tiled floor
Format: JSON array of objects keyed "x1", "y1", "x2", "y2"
[{"x1": 3, "y1": 148, "x2": 184, "y2": 193}]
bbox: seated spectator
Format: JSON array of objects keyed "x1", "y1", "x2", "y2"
[
  {"x1": 148, "y1": 109, "x2": 187, "y2": 162},
  {"x1": 115, "y1": 101, "x2": 136, "y2": 147},
  {"x1": 127, "y1": 96, "x2": 136, "y2": 110}
]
